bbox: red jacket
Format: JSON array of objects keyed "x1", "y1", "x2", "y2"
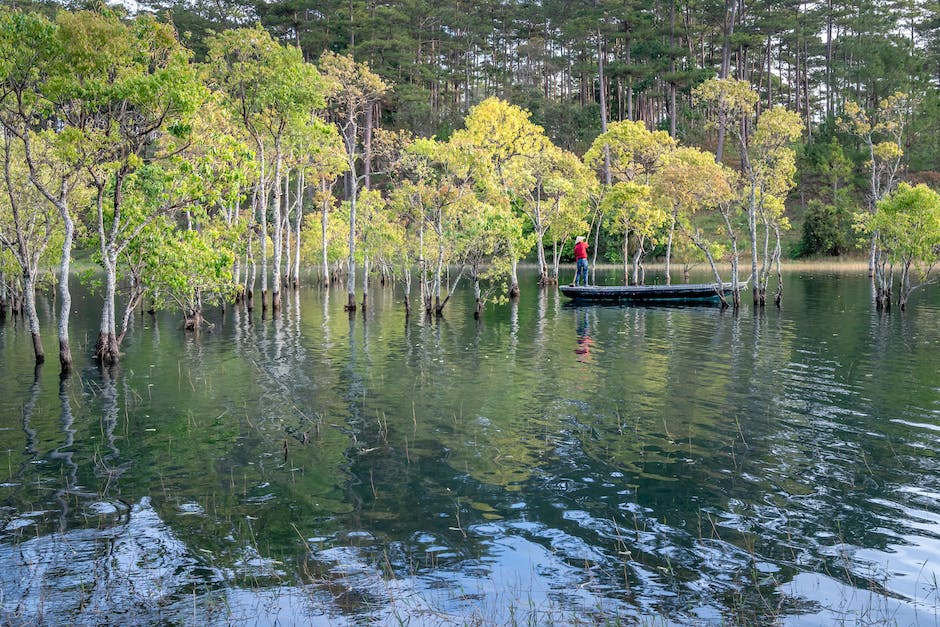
[{"x1": 574, "y1": 241, "x2": 588, "y2": 260}]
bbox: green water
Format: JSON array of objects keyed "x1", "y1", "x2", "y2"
[{"x1": 1, "y1": 269, "x2": 939, "y2": 625}]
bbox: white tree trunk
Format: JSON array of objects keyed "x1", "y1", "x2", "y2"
[
  {"x1": 272, "y1": 150, "x2": 284, "y2": 312},
  {"x1": 57, "y1": 205, "x2": 74, "y2": 369},
  {"x1": 293, "y1": 170, "x2": 304, "y2": 288}
]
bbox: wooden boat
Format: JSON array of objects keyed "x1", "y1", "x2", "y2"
[{"x1": 559, "y1": 281, "x2": 741, "y2": 304}]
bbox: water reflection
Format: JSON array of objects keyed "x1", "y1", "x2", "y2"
[
  {"x1": 574, "y1": 308, "x2": 593, "y2": 363},
  {"x1": 50, "y1": 374, "x2": 78, "y2": 533},
  {"x1": 0, "y1": 271, "x2": 938, "y2": 624},
  {"x1": 20, "y1": 368, "x2": 41, "y2": 459}
]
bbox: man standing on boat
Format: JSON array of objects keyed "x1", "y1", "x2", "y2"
[{"x1": 573, "y1": 235, "x2": 589, "y2": 286}]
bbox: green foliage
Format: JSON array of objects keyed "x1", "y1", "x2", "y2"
[
  {"x1": 867, "y1": 182, "x2": 940, "y2": 269},
  {"x1": 142, "y1": 216, "x2": 238, "y2": 316},
  {"x1": 585, "y1": 120, "x2": 676, "y2": 183},
  {"x1": 795, "y1": 200, "x2": 856, "y2": 257},
  {"x1": 205, "y1": 25, "x2": 325, "y2": 140}
]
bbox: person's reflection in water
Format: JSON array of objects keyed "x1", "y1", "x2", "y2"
[{"x1": 574, "y1": 308, "x2": 593, "y2": 363}]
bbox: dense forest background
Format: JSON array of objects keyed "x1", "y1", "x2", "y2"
[{"x1": 11, "y1": 0, "x2": 940, "y2": 258}]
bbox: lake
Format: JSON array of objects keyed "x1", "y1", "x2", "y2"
[{"x1": 1, "y1": 268, "x2": 939, "y2": 625}]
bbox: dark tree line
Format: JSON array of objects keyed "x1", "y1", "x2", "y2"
[{"x1": 140, "y1": 0, "x2": 936, "y2": 140}]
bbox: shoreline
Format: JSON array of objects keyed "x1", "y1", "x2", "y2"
[{"x1": 535, "y1": 258, "x2": 872, "y2": 273}]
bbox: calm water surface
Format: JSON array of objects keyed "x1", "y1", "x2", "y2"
[{"x1": 1, "y1": 269, "x2": 939, "y2": 625}]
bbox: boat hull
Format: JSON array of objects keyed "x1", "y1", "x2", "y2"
[{"x1": 559, "y1": 282, "x2": 739, "y2": 303}]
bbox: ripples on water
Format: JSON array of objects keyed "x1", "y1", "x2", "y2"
[{"x1": 0, "y1": 270, "x2": 939, "y2": 625}]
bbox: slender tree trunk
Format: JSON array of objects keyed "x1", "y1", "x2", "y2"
[
  {"x1": 626, "y1": 36, "x2": 634, "y2": 121},
  {"x1": 57, "y1": 201, "x2": 74, "y2": 371},
  {"x1": 321, "y1": 179, "x2": 331, "y2": 287},
  {"x1": 633, "y1": 236, "x2": 645, "y2": 285},
  {"x1": 748, "y1": 185, "x2": 760, "y2": 306},
  {"x1": 597, "y1": 31, "x2": 612, "y2": 186},
  {"x1": 345, "y1": 125, "x2": 358, "y2": 311},
  {"x1": 473, "y1": 274, "x2": 483, "y2": 319},
  {"x1": 774, "y1": 226, "x2": 784, "y2": 307},
  {"x1": 247, "y1": 232, "x2": 256, "y2": 311},
  {"x1": 591, "y1": 217, "x2": 601, "y2": 285},
  {"x1": 535, "y1": 193, "x2": 549, "y2": 285},
  {"x1": 622, "y1": 231, "x2": 631, "y2": 284},
  {"x1": 536, "y1": 230, "x2": 549, "y2": 285},
  {"x1": 716, "y1": 0, "x2": 738, "y2": 162},
  {"x1": 419, "y1": 217, "x2": 428, "y2": 313},
  {"x1": 403, "y1": 260, "x2": 412, "y2": 317},
  {"x1": 679, "y1": 221, "x2": 729, "y2": 308},
  {"x1": 826, "y1": 0, "x2": 833, "y2": 118},
  {"x1": 293, "y1": 170, "x2": 304, "y2": 288},
  {"x1": 669, "y1": 0, "x2": 677, "y2": 139},
  {"x1": 552, "y1": 239, "x2": 563, "y2": 282},
  {"x1": 284, "y1": 171, "x2": 293, "y2": 288},
  {"x1": 432, "y1": 231, "x2": 444, "y2": 314},
  {"x1": 664, "y1": 212, "x2": 677, "y2": 285},
  {"x1": 898, "y1": 261, "x2": 911, "y2": 310},
  {"x1": 95, "y1": 255, "x2": 119, "y2": 363},
  {"x1": 720, "y1": 205, "x2": 742, "y2": 308},
  {"x1": 23, "y1": 272, "x2": 44, "y2": 364},
  {"x1": 0, "y1": 273, "x2": 6, "y2": 322},
  {"x1": 364, "y1": 103, "x2": 373, "y2": 191},
  {"x1": 93, "y1": 174, "x2": 122, "y2": 364},
  {"x1": 361, "y1": 256, "x2": 369, "y2": 310},
  {"x1": 272, "y1": 147, "x2": 284, "y2": 313},
  {"x1": 256, "y1": 147, "x2": 269, "y2": 313},
  {"x1": 508, "y1": 257, "x2": 520, "y2": 298},
  {"x1": 116, "y1": 277, "x2": 144, "y2": 346},
  {"x1": 4, "y1": 137, "x2": 46, "y2": 364}
]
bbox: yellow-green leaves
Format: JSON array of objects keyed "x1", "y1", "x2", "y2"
[
  {"x1": 692, "y1": 77, "x2": 759, "y2": 132},
  {"x1": 655, "y1": 146, "x2": 734, "y2": 217},
  {"x1": 839, "y1": 91, "x2": 913, "y2": 210},
  {"x1": 585, "y1": 120, "x2": 675, "y2": 183},
  {"x1": 206, "y1": 26, "x2": 325, "y2": 138},
  {"x1": 867, "y1": 182, "x2": 940, "y2": 307},
  {"x1": 451, "y1": 97, "x2": 551, "y2": 269},
  {"x1": 869, "y1": 183, "x2": 940, "y2": 265},
  {"x1": 602, "y1": 181, "x2": 666, "y2": 241},
  {"x1": 319, "y1": 51, "x2": 388, "y2": 115}
]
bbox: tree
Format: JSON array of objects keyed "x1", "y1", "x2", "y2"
[
  {"x1": 0, "y1": 10, "x2": 57, "y2": 365},
  {"x1": 795, "y1": 136, "x2": 856, "y2": 258},
  {"x1": 286, "y1": 118, "x2": 346, "y2": 288},
  {"x1": 599, "y1": 181, "x2": 668, "y2": 285},
  {"x1": 50, "y1": 10, "x2": 206, "y2": 363},
  {"x1": 865, "y1": 182, "x2": 940, "y2": 310},
  {"x1": 401, "y1": 136, "x2": 477, "y2": 316},
  {"x1": 142, "y1": 216, "x2": 238, "y2": 330},
  {"x1": 0, "y1": 8, "x2": 88, "y2": 371},
  {"x1": 149, "y1": 95, "x2": 255, "y2": 328},
  {"x1": 546, "y1": 185, "x2": 592, "y2": 285},
  {"x1": 695, "y1": 79, "x2": 802, "y2": 306},
  {"x1": 652, "y1": 146, "x2": 736, "y2": 301},
  {"x1": 0, "y1": 131, "x2": 57, "y2": 364},
  {"x1": 510, "y1": 144, "x2": 590, "y2": 285},
  {"x1": 452, "y1": 97, "x2": 547, "y2": 297},
  {"x1": 205, "y1": 25, "x2": 325, "y2": 314},
  {"x1": 319, "y1": 51, "x2": 389, "y2": 312},
  {"x1": 748, "y1": 106, "x2": 803, "y2": 306},
  {"x1": 584, "y1": 119, "x2": 676, "y2": 282},
  {"x1": 456, "y1": 199, "x2": 519, "y2": 319},
  {"x1": 839, "y1": 92, "x2": 914, "y2": 276}
]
